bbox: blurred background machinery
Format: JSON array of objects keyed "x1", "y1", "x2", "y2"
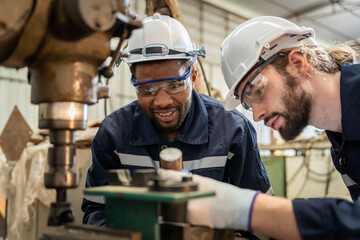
[{"x1": 0, "y1": 0, "x2": 141, "y2": 228}]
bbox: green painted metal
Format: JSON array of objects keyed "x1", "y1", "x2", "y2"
[
  {"x1": 85, "y1": 186, "x2": 214, "y2": 203},
  {"x1": 85, "y1": 186, "x2": 215, "y2": 240},
  {"x1": 106, "y1": 197, "x2": 160, "y2": 240},
  {"x1": 262, "y1": 156, "x2": 286, "y2": 197}
]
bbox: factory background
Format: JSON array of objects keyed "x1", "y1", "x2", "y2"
[{"x1": 0, "y1": 0, "x2": 360, "y2": 239}]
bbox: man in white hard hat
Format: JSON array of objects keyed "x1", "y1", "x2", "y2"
[
  {"x1": 81, "y1": 13, "x2": 272, "y2": 229},
  {"x1": 159, "y1": 16, "x2": 360, "y2": 239}
]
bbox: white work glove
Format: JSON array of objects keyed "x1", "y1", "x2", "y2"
[{"x1": 157, "y1": 169, "x2": 260, "y2": 231}]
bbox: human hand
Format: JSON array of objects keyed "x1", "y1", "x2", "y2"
[{"x1": 157, "y1": 169, "x2": 259, "y2": 230}]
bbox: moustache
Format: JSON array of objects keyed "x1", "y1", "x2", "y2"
[{"x1": 264, "y1": 112, "x2": 288, "y2": 125}]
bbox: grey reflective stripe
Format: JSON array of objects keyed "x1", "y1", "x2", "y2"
[
  {"x1": 266, "y1": 186, "x2": 274, "y2": 196},
  {"x1": 342, "y1": 174, "x2": 358, "y2": 187},
  {"x1": 114, "y1": 151, "x2": 227, "y2": 171},
  {"x1": 84, "y1": 194, "x2": 106, "y2": 204},
  {"x1": 227, "y1": 152, "x2": 235, "y2": 160},
  {"x1": 115, "y1": 151, "x2": 160, "y2": 169},
  {"x1": 183, "y1": 156, "x2": 227, "y2": 171}
]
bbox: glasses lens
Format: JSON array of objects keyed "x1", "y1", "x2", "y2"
[
  {"x1": 136, "y1": 85, "x2": 159, "y2": 96},
  {"x1": 165, "y1": 79, "x2": 188, "y2": 94},
  {"x1": 136, "y1": 77, "x2": 190, "y2": 97},
  {"x1": 242, "y1": 73, "x2": 268, "y2": 109}
]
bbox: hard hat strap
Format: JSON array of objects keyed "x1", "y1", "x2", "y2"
[{"x1": 129, "y1": 44, "x2": 206, "y2": 58}]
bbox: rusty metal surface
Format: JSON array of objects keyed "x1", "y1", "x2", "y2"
[
  {"x1": 0, "y1": 106, "x2": 33, "y2": 161},
  {"x1": 0, "y1": 0, "x2": 34, "y2": 62},
  {"x1": 41, "y1": 224, "x2": 141, "y2": 240},
  {"x1": 1, "y1": 0, "x2": 49, "y2": 68}
]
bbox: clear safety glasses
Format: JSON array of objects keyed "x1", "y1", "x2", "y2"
[
  {"x1": 242, "y1": 73, "x2": 269, "y2": 110},
  {"x1": 236, "y1": 53, "x2": 285, "y2": 110},
  {"x1": 131, "y1": 66, "x2": 192, "y2": 97}
]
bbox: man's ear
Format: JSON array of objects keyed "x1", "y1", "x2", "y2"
[
  {"x1": 286, "y1": 50, "x2": 309, "y2": 78},
  {"x1": 191, "y1": 65, "x2": 198, "y2": 84}
]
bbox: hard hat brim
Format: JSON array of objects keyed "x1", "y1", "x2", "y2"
[{"x1": 224, "y1": 88, "x2": 241, "y2": 111}]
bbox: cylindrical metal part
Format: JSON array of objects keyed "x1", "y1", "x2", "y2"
[
  {"x1": 50, "y1": 130, "x2": 75, "y2": 145},
  {"x1": 44, "y1": 169, "x2": 79, "y2": 188},
  {"x1": 56, "y1": 189, "x2": 67, "y2": 202},
  {"x1": 161, "y1": 203, "x2": 187, "y2": 223},
  {"x1": 159, "y1": 147, "x2": 183, "y2": 171},
  {"x1": 48, "y1": 145, "x2": 75, "y2": 166},
  {"x1": 39, "y1": 102, "x2": 88, "y2": 130},
  {"x1": 132, "y1": 169, "x2": 157, "y2": 187},
  {"x1": 47, "y1": 201, "x2": 74, "y2": 226},
  {"x1": 45, "y1": 129, "x2": 79, "y2": 189},
  {"x1": 149, "y1": 178, "x2": 198, "y2": 223}
]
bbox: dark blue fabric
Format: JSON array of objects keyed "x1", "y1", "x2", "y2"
[
  {"x1": 293, "y1": 62, "x2": 360, "y2": 239},
  {"x1": 81, "y1": 90, "x2": 271, "y2": 226},
  {"x1": 293, "y1": 198, "x2": 360, "y2": 240}
]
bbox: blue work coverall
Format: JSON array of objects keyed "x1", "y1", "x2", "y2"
[
  {"x1": 293, "y1": 62, "x2": 360, "y2": 239},
  {"x1": 82, "y1": 90, "x2": 272, "y2": 226}
]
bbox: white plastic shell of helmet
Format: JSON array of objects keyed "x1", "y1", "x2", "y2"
[
  {"x1": 123, "y1": 13, "x2": 197, "y2": 64},
  {"x1": 221, "y1": 16, "x2": 318, "y2": 111}
]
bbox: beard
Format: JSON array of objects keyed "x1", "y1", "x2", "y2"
[
  {"x1": 148, "y1": 98, "x2": 192, "y2": 133},
  {"x1": 265, "y1": 75, "x2": 312, "y2": 141}
]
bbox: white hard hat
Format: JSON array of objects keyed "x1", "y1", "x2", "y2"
[
  {"x1": 221, "y1": 16, "x2": 318, "y2": 111},
  {"x1": 123, "y1": 13, "x2": 205, "y2": 65}
]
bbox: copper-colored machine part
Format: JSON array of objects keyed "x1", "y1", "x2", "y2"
[{"x1": 159, "y1": 147, "x2": 183, "y2": 171}]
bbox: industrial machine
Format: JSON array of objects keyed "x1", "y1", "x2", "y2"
[
  {"x1": 0, "y1": 0, "x2": 140, "y2": 226},
  {"x1": 42, "y1": 169, "x2": 234, "y2": 240},
  {"x1": 0, "y1": 1, "x2": 249, "y2": 239}
]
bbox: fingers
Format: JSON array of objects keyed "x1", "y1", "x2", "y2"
[{"x1": 187, "y1": 197, "x2": 213, "y2": 227}]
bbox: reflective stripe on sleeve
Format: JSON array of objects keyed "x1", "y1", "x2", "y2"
[
  {"x1": 341, "y1": 174, "x2": 358, "y2": 187},
  {"x1": 266, "y1": 186, "x2": 274, "y2": 195},
  {"x1": 83, "y1": 194, "x2": 106, "y2": 204}
]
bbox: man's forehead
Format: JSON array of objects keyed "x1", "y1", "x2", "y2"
[{"x1": 134, "y1": 59, "x2": 189, "y2": 81}]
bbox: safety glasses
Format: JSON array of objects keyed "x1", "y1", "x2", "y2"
[
  {"x1": 235, "y1": 53, "x2": 285, "y2": 110},
  {"x1": 242, "y1": 73, "x2": 269, "y2": 110},
  {"x1": 131, "y1": 66, "x2": 192, "y2": 97}
]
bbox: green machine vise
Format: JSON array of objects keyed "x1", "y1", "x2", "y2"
[{"x1": 84, "y1": 169, "x2": 216, "y2": 240}]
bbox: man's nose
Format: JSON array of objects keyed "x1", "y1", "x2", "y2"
[
  {"x1": 252, "y1": 102, "x2": 267, "y2": 122},
  {"x1": 153, "y1": 88, "x2": 173, "y2": 107}
]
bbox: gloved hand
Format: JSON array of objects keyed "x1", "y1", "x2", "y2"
[{"x1": 157, "y1": 169, "x2": 260, "y2": 231}]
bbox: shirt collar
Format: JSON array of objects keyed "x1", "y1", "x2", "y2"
[
  {"x1": 339, "y1": 62, "x2": 360, "y2": 141},
  {"x1": 130, "y1": 90, "x2": 209, "y2": 146}
]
